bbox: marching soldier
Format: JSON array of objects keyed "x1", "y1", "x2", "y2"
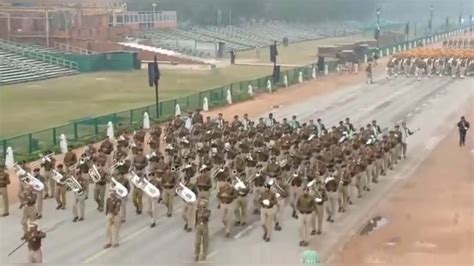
[
  {"x1": 147, "y1": 173, "x2": 161, "y2": 228},
  {"x1": 20, "y1": 185, "x2": 37, "y2": 233},
  {"x1": 32, "y1": 168, "x2": 44, "y2": 219},
  {"x1": 72, "y1": 175, "x2": 87, "y2": 222},
  {"x1": 40, "y1": 152, "x2": 55, "y2": 199},
  {"x1": 132, "y1": 178, "x2": 144, "y2": 215},
  {"x1": 63, "y1": 146, "x2": 77, "y2": 175},
  {"x1": 0, "y1": 164, "x2": 10, "y2": 216},
  {"x1": 457, "y1": 116, "x2": 470, "y2": 146},
  {"x1": 94, "y1": 163, "x2": 108, "y2": 212},
  {"x1": 311, "y1": 181, "x2": 327, "y2": 235},
  {"x1": 54, "y1": 164, "x2": 67, "y2": 210},
  {"x1": 289, "y1": 171, "x2": 304, "y2": 219},
  {"x1": 196, "y1": 166, "x2": 212, "y2": 200},
  {"x1": 366, "y1": 63, "x2": 373, "y2": 84},
  {"x1": 23, "y1": 221, "x2": 46, "y2": 263},
  {"x1": 296, "y1": 186, "x2": 316, "y2": 246},
  {"x1": 115, "y1": 173, "x2": 130, "y2": 223},
  {"x1": 217, "y1": 180, "x2": 237, "y2": 237},
  {"x1": 99, "y1": 137, "x2": 114, "y2": 169},
  {"x1": 260, "y1": 182, "x2": 278, "y2": 242},
  {"x1": 182, "y1": 176, "x2": 198, "y2": 232},
  {"x1": 234, "y1": 173, "x2": 250, "y2": 226},
  {"x1": 161, "y1": 169, "x2": 177, "y2": 217},
  {"x1": 324, "y1": 175, "x2": 338, "y2": 223},
  {"x1": 105, "y1": 191, "x2": 122, "y2": 248},
  {"x1": 195, "y1": 199, "x2": 211, "y2": 261},
  {"x1": 251, "y1": 165, "x2": 265, "y2": 214}
]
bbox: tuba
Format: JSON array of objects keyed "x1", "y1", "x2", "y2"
[
  {"x1": 176, "y1": 182, "x2": 197, "y2": 203},
  {"x1": 231, "y1": 170, "x2": 247, "y2": 191},
  {"x1": 127, "y1": 171, "x2": 160, "y2": 198},
  {"x1": 279, "y1": 159, "x2": 287, "y2": 168},
  {"x1": 13, "y1": 163, "x2": 44, "y2": 192},
  {"x1": 65, "y1": 175, "x2": 84, "y2": 196},
  {"x1": 110, "y1": 178, "x2": 128, "y2": 198},
  {"x1": 286, "y1": 171, "x2": 299, "y2": 185},
  {"x1": 306, "y1": 180, "x2": 323, "y2": 203},
  {"x1": 268, "y1": 178, "x2": 286, "y2": 199},
  {"x1": 51, "y1": 169, "x2": 66, "y2": 185},
  {"x1": 88, "y1": 164, "x2": 102, "y2": 183},
  {"x1": 109, "y1": 159, "x2": 126, "y2": 172},
  {"x1": 146, "y1": 152, "x2": 157, "y2": 160}
]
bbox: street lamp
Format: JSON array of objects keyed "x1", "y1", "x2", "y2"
[
  {"x1": 152, "y1": 3, "x2": 158, "y2": 21},
  {"x1": 429, "y1": 5, "x2": 434, "y2": 36}
]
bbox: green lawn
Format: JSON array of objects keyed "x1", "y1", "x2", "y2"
[
  {"x1": 238, "y1": 33, "x2": 370, "y2": 65},
  {"x1": 0, "y1": 65, "x2": 275, "y2": 138}
]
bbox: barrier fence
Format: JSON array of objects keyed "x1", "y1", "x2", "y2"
[{"x1": 0, "y1": 26, "x2": 468, "y2": 163}]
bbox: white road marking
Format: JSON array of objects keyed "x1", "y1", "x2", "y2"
[
  {"x1": 415, "y1": 107, "x2": 421, "y2": 112},
  {"x1": 234, "y1": 225, "x2": 254, "y2": 239},
  {"x1": 422, "y1": 103, "x2": 428, "y2": 107},
  {"x1": 397, "y1": 120, "x2": 403, "y2": 124},
  {"x1": 406, "y1": 113, "x2": 413, "y2": 117},
  {"x1": 83, "y1": 218, "x2": 165, "y2": 263}
]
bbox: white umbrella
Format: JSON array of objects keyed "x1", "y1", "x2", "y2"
[
  {"x1": 247, "y1": 84, "x2": 253, "y2": 95},
  {"x1": 143, "y1": 112, "x2": 150, "y2": 129},
  {"x1": 5, "y1": 147, "x2": 14, "y2": 170},
  {"x1": 175, "y1": 104, "x2": 181, "y2": 116},
  {"x1": 203, "y1": 97, "x2": 209, "y2": 111},
  {"x1": 226, "y1": 89, "x2": 232, "y2": 104},
  {"x1": 59, "y1": 134, "x2": 68, "y2": 154},
  {"x1": 107, "y1": 121, "x2": 115, "y2": 140}
]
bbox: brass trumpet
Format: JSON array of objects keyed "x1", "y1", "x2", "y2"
[
  {"x1": 38, "y1": 152, "x2": 54, "y2": 164},
  {"x1": 267, "y1": 178, "x2": 286, "y2": 199}
]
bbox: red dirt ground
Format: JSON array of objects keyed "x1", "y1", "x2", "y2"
[{"x1": 331, "y1": 110, "x2": 474, "y2": 266}]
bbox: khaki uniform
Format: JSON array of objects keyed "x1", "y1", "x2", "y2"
[
  {"x1": 260, "y1": 189, "x2": 277, "y2": 241},
  {"x1": 0, "y1": 171, "x2": 10, "y2": 215},
  {"x1": 21, "y1": 191, "x2": 37, "y2": 233},
  {"x1": 63, "y1": 151, "x2": 78, "y2": 175},
  {"x1": 196, "y1": 173, "x2": 212, "y2": 200},
  {"x1": 72, "y1": 177, "x2": 87, "y2": 219},
  {"x1": 24, "y1": 229, "x2": 46, "y2": 263},
  {"x1": 311, "y1": 188, "x2": 327, "y2": 233},
  {"x1": 182, "y1": 182, "x2": 197, "y2": 230},
  {"x1": 161, "y1": 173, "x2": 176, "y2": 216},
  {"x1": 105, "y1": 196, "x2": 122, "y2": 246},
  {"x1": 94, "y1": 170, "x2": 107, "y2": 211},
  {"x1": 195, "y1": 207, "x2": 211, "y2": 260},
  {"x1": 289, "y1": 175, "x2": 304, "y2": 216},
  {"x1": 324, "y1": 177, "x2": 338, "y2": 222},
  {"x1": 41, "y1": 159, "x2": 56, "y2": 197},
  {"x1": 100, "y1": 140, "x2": 114, "y2": 169},
  {"x1": 132, "y1": 187, "x2": 144, "y2": 214},
  {"x1": 234, "y1": 184, "x2": 250, "y2": 224},
  {"x1": 217, "y1": 184, "x2": 237, "y2": 235},
  {"x1": 296, "y1": 193, "x2": 317, "y2": 243},
  {"x1": 54, "y1": 171, "x2": 67, "y2": 209}
]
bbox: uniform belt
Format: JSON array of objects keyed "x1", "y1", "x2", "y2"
[
  {"x1": 299, "y1": 211, "x2": 312, "y2": 214},
  {"x1": 262, "y1": 205, "x2": 273, "y2": 209},
  {"x1": 164, "y1": 186, "x2": 174, "y2": 189},
  {"x1": 97, "y1": 182, "x2": 106, "y2": 186},
  {"x1": 27, "y1": 203, "x2": 35, "y2": 206},
  {"x1": 198, "y1": 188, "x2": 210, "y2": 191},
  {"x1": 238, "y1": 193, "x2": 248, "y2": 197},
  {"x1": 0, "y1": 185, "x2": 6, "y2": 188}
]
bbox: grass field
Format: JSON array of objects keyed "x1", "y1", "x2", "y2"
[
  {"x1": 0, "y1": 34, "x2": 368, "y2": 138},
  {"x1": 0, "y1": 65, "x2": 276, "y2": 138}
]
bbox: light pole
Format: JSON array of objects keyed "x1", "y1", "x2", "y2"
[
  {"x1": 152, "y1": 3, "x2": 157, "y2": 23},
  {"x1": 429, "y1": 5, "x2": 434, "y2": 36},
  {"x1": 375, "y1": 8, "x2": 381, "y2": 48}
]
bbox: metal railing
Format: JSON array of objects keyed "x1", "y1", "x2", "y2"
[
  {"x1": 0, "y1": 40, "x2": 79, "y2": 71},
  {"x1": 54, "y1": 42, "x2": 97, "y2": 55}
]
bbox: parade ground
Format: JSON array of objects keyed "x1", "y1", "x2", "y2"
[
  {"x1": 1, "y1": 60, "x2": 472, "y2": 264},
  {"x1": 0, "y1": 34, "x2": 369, "y2": 138}
]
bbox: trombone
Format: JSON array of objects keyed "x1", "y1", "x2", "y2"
[{"x1": 13, "y1": 163, "x2": 44, "y2": 192}]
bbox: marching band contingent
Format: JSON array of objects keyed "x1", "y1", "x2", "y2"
[
  {"x1": 1, "y1": 110, "x2": 417, "y2": 263},
  {"x1": 385, "y1": 39, "x2": 474, "y2": 81}
]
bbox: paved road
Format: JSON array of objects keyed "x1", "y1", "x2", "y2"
[{"x1": 1, "y1": 74, "x2": 472, "y2": 266}]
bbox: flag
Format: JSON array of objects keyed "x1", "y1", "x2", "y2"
[{"x1": 148, "y1": 55, "x2": 160, "y2": 87}]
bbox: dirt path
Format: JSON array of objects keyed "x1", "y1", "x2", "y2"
[{"x1": 330, "y1": 110, "x2": 474, "y2": 266}]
